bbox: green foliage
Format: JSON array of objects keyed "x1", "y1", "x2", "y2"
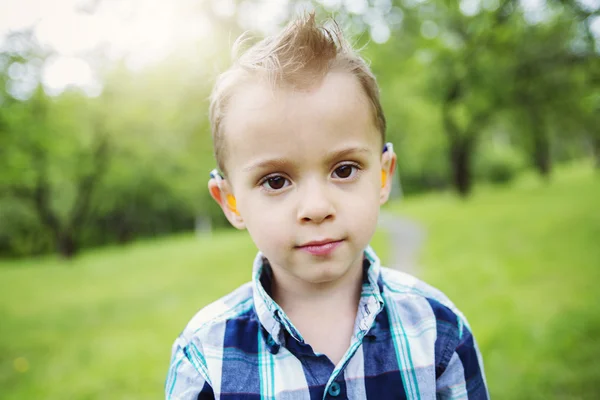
[
  {"x1": 474, "y1": 140, "x2": 526, "y2": 184},
  {"x1": 369, "y1": 0, "x2": 597, "y2": 193},
  {"x1": 0, "y1": 34, "x2": 228, "y2": 257},
  {"x1": 366, "y1": 45, "x2": 450, "y2": 193},
  {"x1": 0, "y1": 198, "x2": 53, "y2": 256}
]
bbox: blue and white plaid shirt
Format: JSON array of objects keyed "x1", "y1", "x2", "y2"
[{"x1": 166, "y1": 246, "x2": 488, "y2": 399}]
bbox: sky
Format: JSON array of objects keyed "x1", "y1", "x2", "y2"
[{"x1": 0, "y1": 0, "x2": 214, "y2": 61}]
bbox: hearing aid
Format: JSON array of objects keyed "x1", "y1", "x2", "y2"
[
  {"x1": 226, "y1": 194, "x2": 238, "y2": 215},
  {"x1": 210, "y1": 169, "x2": 240, "y2": 216},
  {"x1": 381, "y1": 142, "x2": 393, "y2": 188}
]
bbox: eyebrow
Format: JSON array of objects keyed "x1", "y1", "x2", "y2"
[
  {"x1": 242, "y1": 146, "x2": 372, "y2": 173},
  {"x1": 243, "y1": 158, "x2": 291, "y2": 173},
  {"x1": 325, "y1": 146, "x2": 372, "y2": 164}
]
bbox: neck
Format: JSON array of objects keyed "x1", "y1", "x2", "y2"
[{"x1": 270, "y1": 257, "x2": 364, "y2": 317}]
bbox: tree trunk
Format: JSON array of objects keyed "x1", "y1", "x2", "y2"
[
  {"x1": 117, "y1": 219, "x2": 133, "y2": 244},
  {"x1": 57, "y1": 232, "x2": 78, "y2": 258},
  {"x1": 532, "y1": 127, "x2": 551, "y2": 178},
  {"x1": 450, "y1": 139, "x2": 473, "y2": 197},
  {"x1": 593, "y1": 136, "x2": 600, "y2": 169},
  {"x1": 528, "y1": 106, "x2": 552, "y2": 178}
]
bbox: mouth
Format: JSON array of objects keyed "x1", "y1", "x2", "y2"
[{"x1": 296, "y1": 239, "x2": 344, "y2": 256}]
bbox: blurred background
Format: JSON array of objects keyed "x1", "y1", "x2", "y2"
[{"x1": 0, "y1": 0, "x2": 598, "y2": 398}]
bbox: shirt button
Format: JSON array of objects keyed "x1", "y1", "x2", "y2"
[{"x1": 328, "y1": 382, "x2": 341, "y2": 397}]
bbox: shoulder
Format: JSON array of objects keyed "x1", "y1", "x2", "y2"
[
  {"x1": 379, "y1": 267, "x2": 479, "y2": 369},
  {"x1": 379, "y1": 266, "x2": 470, "y2": 331},
  {"x1": 167, "y1": 282, "x2": 255, "y2": 389},
  {"x1": 177, "y1": 281, "x2": 255, "y2": 347},
  {"x1": 379, "y1": 268, "x2": 489, "y2": 394}
]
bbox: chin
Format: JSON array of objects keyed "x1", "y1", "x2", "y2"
[{"x1": 303, "y1": 262, "x2": 352, "y2": 284}]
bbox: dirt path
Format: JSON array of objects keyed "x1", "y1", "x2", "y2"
[{"x1": 377, "y1": 211, "x2": 425, "y2": 276}]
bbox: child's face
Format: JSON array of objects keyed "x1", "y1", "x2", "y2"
[{"x1": 213, "y1": 72, "x2": 395, "y2": 285}]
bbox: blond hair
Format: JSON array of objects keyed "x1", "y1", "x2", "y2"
[{"x1": 209, "y1": 13, "x2": 386, "y2": 175}]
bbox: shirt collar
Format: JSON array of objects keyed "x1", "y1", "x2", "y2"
[{"x1": 251, "y1": 246, "x2": 385, "y2": 351}]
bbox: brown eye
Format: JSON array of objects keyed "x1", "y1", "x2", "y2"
[
  {"x1": 263, "y1": 176, "x2": 289, "y2": 190},
  {"x1": 333, "y1": 165, "x2": 357, "y2": 179}
]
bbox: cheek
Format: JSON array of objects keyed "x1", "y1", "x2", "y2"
[
  {"x1": 240, "y1": 195, "x2": 291, "y2": 249},
  {"x1": 343, "y1": 176, "x2": 381, "y2": 236},
  {"x1": 349, "y1": 195, "x2": 379, "y2": 229}
]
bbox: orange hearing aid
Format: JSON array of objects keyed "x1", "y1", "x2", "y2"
[
  {"x1": 381, "y1": 170, "x2": 387, "y2": 188},
  {"x1": 226, "y1": 194, "x2": 239, "y2": 215}
]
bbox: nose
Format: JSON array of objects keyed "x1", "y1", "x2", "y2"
[{"x1": 297, "y1": 178, "x2": 335, "y2": 224}]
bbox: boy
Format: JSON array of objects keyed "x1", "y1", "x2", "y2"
[{"x1": 166, "y1": 14, "x2": 488, "y2": 399}]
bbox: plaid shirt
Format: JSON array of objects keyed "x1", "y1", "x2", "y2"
[{"x1": 166, "y1": 246, "x2": 488, "y2": 399}]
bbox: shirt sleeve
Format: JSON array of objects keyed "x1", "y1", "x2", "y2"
[
  {"x1": 165, "y1": 338, "x2": 215, "y2": 400},
  {"x1": 435, "y1": 325, "x2": 489, "y2": 399}
]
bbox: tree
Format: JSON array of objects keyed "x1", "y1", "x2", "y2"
[
  {"x1": 1, "y1": 87, "x2": 110, "y2": 257},
  {"x1": 0, "y1": 31, "x2": 111, "y2": 257}
]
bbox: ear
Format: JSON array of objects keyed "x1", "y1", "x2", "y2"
[
  {"x1": 380, "y1": 147, "x2": 397, "y2": 205},
  {"x1": 208, "y1": 178, "x2": 246, "y2": 230}
]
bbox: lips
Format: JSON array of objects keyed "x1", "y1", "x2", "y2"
[{"x1": 296, "y1": 239, "x2": 344, "y2": 256}]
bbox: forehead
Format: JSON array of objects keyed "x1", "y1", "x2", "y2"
[{"x1": 222, "y1": 72, "x2": 380, "y2": 176}]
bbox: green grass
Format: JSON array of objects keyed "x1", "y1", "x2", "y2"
[
  {"x1": 387, "y1": 163, "x2": 600, "y2": 399},
  {"x1": 0, "y1": 224, "x2": 387, "y2": 399},
  {"x1": 1, "y1": 164, "x2": 598, "y2": 399}
]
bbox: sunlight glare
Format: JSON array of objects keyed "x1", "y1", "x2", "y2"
[
  {"x1": 1, "y1": 0, "x2": 213, "y2": 94},
  {"x1": 42, "y1": 56, "x2": 100, "y2": 96}
]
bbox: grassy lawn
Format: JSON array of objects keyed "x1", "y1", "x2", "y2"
[
  {"x1": 387, "y1": 163, "x2": 600, "y2": 399},
  {"x1": 0, "y1": 163, "x2": 598, "y2": 399}
]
